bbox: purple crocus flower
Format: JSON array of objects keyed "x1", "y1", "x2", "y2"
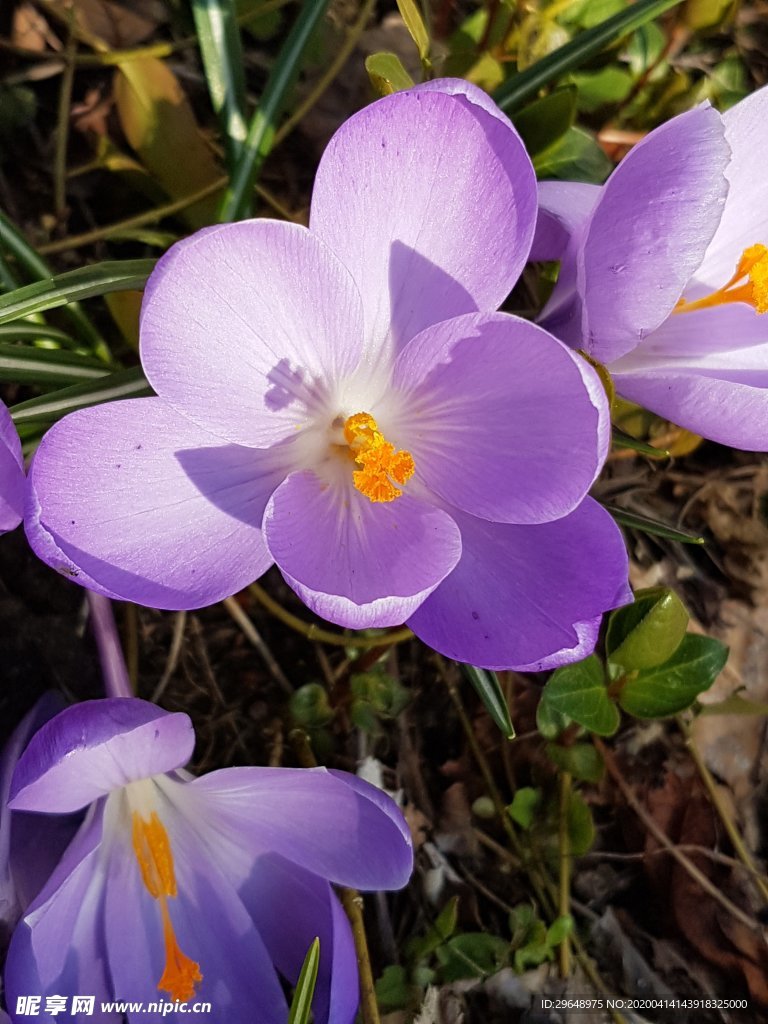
[
  {"x1": 0, "y1": 401, "x2": 23, "y2": 534},
  {"x1": 534, "y1": 87, "x2": 768, "y2": 451},
  {"x1": 5, "y1": 698, "x2": 412, "y2": 1023},
  {"x1": 25, "y1": 79, "x2": 630, "y2": 670}
]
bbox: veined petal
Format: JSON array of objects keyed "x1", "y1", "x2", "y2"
[
  {"x1": 695, "y1": 84, "x2": 768, "y2": 291},
  {"x1": 176, "y1": 766, "x2": 413, "y2": 891},
  {"x1": 0, "y1": 399, "x2": 24, "y2": 534},
  {"x1": 310, "y1": 87, "x2": 537, "y2": 371},
  {"x1": 10, "y1": 699, "x2": 193, "y2": 813},
  {"x1": 408, "y1": 498, "x2": 630, "y2": 669},
  {"x1": 578, "y1": 104, "x2": 730, "y2": 363},
  {"x1": 26, "y1": 398, "x2": 283, "y2": 610},
  {"x1": 236, "y1": 854, "x2": 357, "y2": 1024},
  {"x1": 393, "y1": 313, "x2": 609, "y2": 524},
  {"x1": 140, "y1": 221, "x2": 365, "y2": 448},
  {"x1": 264, "y1": 470, "x2": 461, "y2": 628}
]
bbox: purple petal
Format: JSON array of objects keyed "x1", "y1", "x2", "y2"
[
  {"x1": 696, "y1": 84, "x2": 768, "y2": 291},
  {"x1": 310, "y1": 88, "x2": 537, "y2": 369},
  {"x1": 579, "y1": 104, "x2": 730, "y2": 363},
  {"x1": 184, "y1": 765, "x2": 413, "y2": 890},
  {"x1": 530, "y1": 180, "x2": 600, "y2": 261},
  {"x1": 237, "y1": 854, "x2": 357, "y2": 1024},
  {"x1": 140, "y1": 220, "x2": 364, "y2": 448},
  {"x1": 103, "y1": 796, "x2": 288, "y2": 1023},
  {"x1": 0, "y1": 400, "x2": 24, "y2": 534},
  {"x1": 10, "y1": 699, "x2": 194, "y2": 812},
  {"x1": 264, "y1": 470, "x2": 461, "y2": 628},
  {"x1": 393, "y1": 313, "x2": 609, "y2": 524},
  {"x1": 25, "y1": 397, "x2": 283, "y2": 610},
  {"x1": 513, "y1": 616, "x2": 602, "y2": 673},
  {"x1": 408, "y1": 498, "x2": 630, "y2": 669}
]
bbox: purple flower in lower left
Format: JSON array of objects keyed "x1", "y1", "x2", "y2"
[
  {"x1": 0, "y1": 400, "x2": 23, "y2": 535},
  {"x1": 5, "y1": 698, "x2": 413, "y2": 1023}
]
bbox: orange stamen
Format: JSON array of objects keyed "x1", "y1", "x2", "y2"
[
  {"x1": 343, "y1": 412, "x2": 415, "y2": 503},
  {"x1": 132, "y1": 811, "x2": 202, "y2": 1003},
  {"x1": 675, "y1": 243, "x2": 768, "y2": 315}
]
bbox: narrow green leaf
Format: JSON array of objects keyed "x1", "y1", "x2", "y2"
[
  {"x1": 0, "y1": 260, "x2": 156, "y2": 326},
  {"x1": 461, "y1": 664, "x2": 515, "y2": 739},
  {"x1": 192, "y1": 0, "x2": 248, "y2": 168},
  {"x1": 395, "y1": 0, "x2": 430, "y2": 64},
  {"x1": 10, "y1": 366, "x2": 152, "y2": 426},
  {"x1": 511, "y1": 86, "x2": 577, "y2": 156},
  {"x1": 220, "y1": 0, "x2": 332, "y2": 221},
  {"x1": 365, "y1": 52, "x2": 415, "y2": 96},
  {"x1": 606, "y1": 588, "x2": 689, "y2": 671},
  {"x1": 493, "y1": 0, "x2": 685, "y2": 112},
  {"x1": 288, "y1": 937, "x2": 320, "y2": 1024},
  {"x1": 0, "y1": 344, "x2": 109, "y2": 385},
  {"x1": 612, "y1": 426, "x2": 670, "y2": 457},
  {"x1": 542, "y1": 656, "x2": 619, "y2": 736},
  {"x1": 0, "y1": 323, "x2": 76, "y2": 346},
  {"x1": 606, "y1": 504, "x2": 706, "y2": 544},
  {"x1": 618, "y1": 634, "x2": 729, "y2": 718}
]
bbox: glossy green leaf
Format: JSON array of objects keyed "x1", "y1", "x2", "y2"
[
  {"x1": 618, "y1": 634, "x2": 729, "y2": 718},
  {"x1": 220, "y1": 0, "x2": 332, "y2": 221},
  {"x1": 493, "y1": 0, "x2": 685, "y2": 112},
  {"x1": 0, "y1": 344, "x2": 109, "y2": 386},
  {"x1": 570, "y1": 65, "x2": 634, "y2": 112},
  {"x1": 611, "y1": 425, "x2": 669, "y2": 457},
  {"x1": 0, "y1": 260, "x2": 156, "y2": 327},
  {"x1": 567, "y1": 790, "x2": 595, "y2": 855},
  {"x1": 606, "y1": 587, "x2": 689, "y2": 671},
  {"x1": 607, "y1": 504, "x2": 706, "y2": 544},
  {"x1": 192, "y1": 0, "x2": 248, "y2": 168},
  {"x1": 512, "y1": 86, "x2": 577, "y2": 156},
  {"x1": 365, "y1": 52, "x2": 415, "y2": 96},
  {"x1": 542, "y1": 655, "x2": 619, "y2": 736},
  {"x1": 536, "y1": 693, "x2": 571, "y2": 739},
  {"x1": 462, "y1": 664, "x2": 515, "y2": 739},
  {"x1": 507, "y1": 787, "x2": 541, "y2": 830},
  {"x1": 546, "y1": 742, "x2": 604, "y2": 782},
  {"x1": 533, "y1": 126, "x2": 613, "y2": 183},
  {"x1": 10, "y1": 366, "x2": 152, "y2": 426},
  {"x1": 395, "y1": 0, "x2": 430, "y2": 64},
  {"x1": 288, "y1": 937, "x2": 320, "y2": 1024}
]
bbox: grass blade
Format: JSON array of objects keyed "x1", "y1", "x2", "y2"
[
  {"x1": 607, "y1": 505, "x2": 705, "y2": 545},
  {"x1": 192, "y1": 0, "x2": 248, "y2": 168},
  {"x1": 462, "y1": 664, "x2": 515, "y2": 739},
  {"x1": 612, "y1": 426, "x2": 670, "y2": 458},
  {"x1": 10, "y1": 366, "x2": 152, "y2": 426},
  {"x1": 219, "y1": 0, "x2": 332, "y2": 222},
  {"x1": 0, "y1": 260, "x2": 156, "y2": 326},
  {"x1": 0, "y1": 344, "x2": 109, "y2": 386},
  {"x1": 0, "y1": 323, "x2": 77, "y2": 346},
  {"x1": 288, "y1": 938, "x2": 320, "y2": 1024},
  {"x1": 493, "y1": 0, "x2": 685, "y2": 113}
]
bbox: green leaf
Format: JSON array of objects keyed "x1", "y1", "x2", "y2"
[
  {"x1": 10, "y1": 366, "x2": 152, "y2": 427},
  {"x1": 507, "y1": 787, "x2": 542, "y2": 830},
  {"x1": 546, "y1": 742, "x2": 604, "y2": 782},
  {"x1": 220, "y1": 0, "x2": 332, "y2": 221},
  {"x1": 606, "y1": 504, "x2": 706, "y2": 544},
  {"x1": 375, "y1": 964, "x2": 411, "y2": 1013},
  {"x1": 534, "y1": 126, "x2": 613, "y2": 184},
  {"x1": 437, "y1": 933, "x2": 509, "y2": 982},
  {"x1": 570, "y1": 65, "x2": 634, "y2": 112},
  {"x1": 0, "y1": 323, "x2": 76, "y2": 346},
  {"x1": 290, "y1": 683, "x2": 334, "y2": 731},
  {"x1": 618, "y1": 634, "x2": 729, "y2": 718},
  {"x1": 288, "y1": 937, "x2": 320, "y2": 1024},
  {"x1": 407, "y1": 897, "x2": 460, "y2": 959},
  {"x1": 0, "y1": 260, "x2": 156, "y2": 326},
  {"x1": 542, "y1": 656, "x2": 619, "y2": 736},
  {"x1": 192, "y1": 0, "x2": 248, "y2": 168},
  {"x1": 606, "y1": 588, "x2": 689, "y2": 671},
  {"x1": 567, "y1": 790, "x2": 595, "y2": 855},
  {"x1": 611, "y1": 425, "x2": 669, "y2": 457},
  {"x1": 546, "y1": 915, "x2": 574, "y2": 947},
  {"x1": 395, "y1": 0, "x2": 430, "y2": 65},
  {"x1": 365, "y1": 52, "x2": 415, "y2": 96},
  {"x1": 536, "y1": 693, "x2": 571, "y2": 739},
  {"x1": 461, "y1": 664, "x2": 515, "y2": 739},
  {"x1": 493, "y1": 0, "x2": 685, "y2": 112},
  {"x1": 511, "y1": 86, "x2": 577, "y2": 156},
  {"x1": 0, "y1": 344, "x2": 109, "y2": 386}
]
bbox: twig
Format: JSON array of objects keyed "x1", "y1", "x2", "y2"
[
  {"x1": 53, "y1": 12, "x2": 76, "y2": 221},
  {"x1": 222, "y1": 596, "x2": 293, "y2": 695},
  {"x1": 339, "y1": 888, "x2": 381, "y2": 1024},
  {"x1": 558, "y1": 770, "x2": 573, "y2": 977},
  {"x1": 151, "y1": 610, "x2": 187, "y2": 703},
  {"x1": 124, "y1": 602, "x2": 139, "y2": 688}
]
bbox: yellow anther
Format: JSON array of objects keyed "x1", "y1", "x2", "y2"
[
  {"x1": 343, "y1": 412, "x2": 415, "y2": 503},
  {"x1": 132, "y1": 811, "x2": 203, "y2": 1003},
  {"x1": 676, "y1": 243, "x2": 768, "y2": 315}
]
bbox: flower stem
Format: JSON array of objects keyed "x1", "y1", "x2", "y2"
[
  {"x1": 339, "y1": 888, "x2": 381, "y2": 1024},
  {"x1": 87, "y1": 592, "x2": 133, "y2": 698}
]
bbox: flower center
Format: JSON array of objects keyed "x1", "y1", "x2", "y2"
[
  {"x1": 343, "y1": 412, "x2": 415, "y2": 503},
  {"x1": 131, "y1": 810, "x2": 203, "y2": 1003},
  {"x1": 675, "y1": 244, "x2": 768, "y2": 315}
]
